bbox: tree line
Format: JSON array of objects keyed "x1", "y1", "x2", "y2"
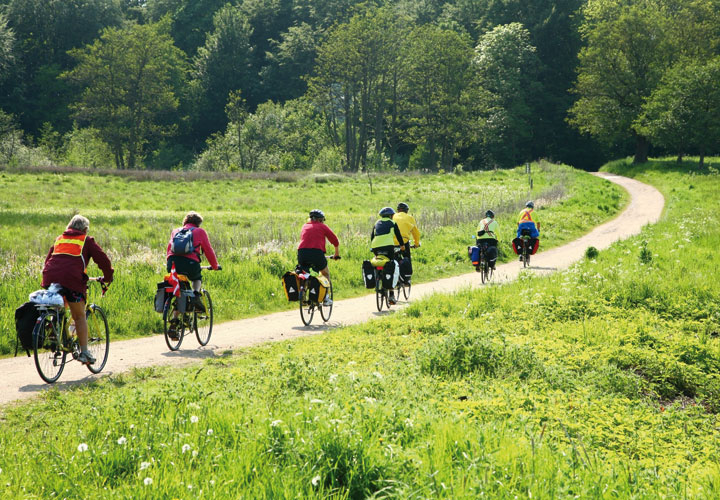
[{"x1": 0, "y1": 0, "x2": 718, "y2": 172}]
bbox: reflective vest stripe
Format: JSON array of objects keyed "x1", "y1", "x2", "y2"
[
  {"x1": 519, "y1": 209, "x2": 534, "y2": 223},
  {"x1": 53, "y1": 234, "x2": 86, "y2": 257}
]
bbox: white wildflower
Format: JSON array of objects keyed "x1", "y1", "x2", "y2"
[
  {"x1": 192, "y1": 450, "x2": 198, "y2": 458},
  {"x1": 140, "y1": 462, "x2": 151, "y2": 471},
  {"x1": 271, "y1": 420, "x2": 282, "y2": 427},
  {"x1": 144, "y1": 477, "x2": 153, "y2": 486},
  {"x1": 210, "y1": 480, "x2": 215, "y2": 486},
  {"x1": 373, "y1": 372, "x2": 383, "y2": 379},
  {"x1": 182, "y1": 444, "x2": 191, "y2": 454},
  {"x1": 77, "y1": 443, "x2": 88, "y2": 452},
  {"x1": 328, "y1": 374, "x2": 338, "y2": 383},
  {"x1": 188, "y1": 484, "x2": 193, "y2": 490},
  {"x1": 117, "y1": 436, "x2": 127, "y2": 445},
  {"x1": 190, "y1": 415, "x2": 199, "y2": 424},
  {"x1": 206, "y1": 429, "x2": 214, "y2": 436},
  {"x1": 129, "y1": 424, "x2": 135, "y2": 429},
  {"x1": 364, "y1": 397, "x2": 377, "y2": 404},
  {"x1": 310, "y1": 399, "x2": 323, "y2": 404},
  {"x1": 311, "y1": 474, "x2": 321, "y2": 487}
]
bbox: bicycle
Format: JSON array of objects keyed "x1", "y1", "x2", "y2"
[
  {"x1": 297, "y1": 256, "x2": 339, "y2": 326},
  {"x1": 519, "y1": 229, "x2": 533, "y2": 267},
  {"x1": 32, "y1": 278, "x2": 109, "y2": 384},
  {"x1": 475, "y1": 243, "x2": 494, "y2": 283},
  {"x1": 374, "y1": 250, "x2": 401, "y2": 312},
  {"x1": 394, "y1": 246, "x2": 415, "y2": 301},
  {"x1": 163, "y1": 265, "x2": 220, "y2": 351}
]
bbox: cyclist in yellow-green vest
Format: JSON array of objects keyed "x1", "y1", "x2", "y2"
[
  {"x1": 371, "y1": 207, "x2": 405, "y2": 305},
  {"x1": 475, "y1": 209, "x2": 499, "y2": 270}
]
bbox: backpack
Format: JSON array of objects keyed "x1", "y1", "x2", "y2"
[
  {"x1": 15, "y1": 302, "x2": 39, "y2": 356},
  {"x1": 170, "y1": 227, "x2": 196, "y2": 255}
]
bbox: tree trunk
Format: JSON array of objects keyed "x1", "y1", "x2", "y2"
[
  {"x1": 676, "y1": 153, "x2": 683, "y2": 163},
  {"x1": 633, "y1": 135, "x2": 649, "y2": 164}
]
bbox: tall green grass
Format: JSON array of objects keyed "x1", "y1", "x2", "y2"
[
  {"x1": 0, "y1": 162, "x2": 625, "y2": 354},
  {"x1": 0, "y1": 159, "x2": 718, "y2": 498}
]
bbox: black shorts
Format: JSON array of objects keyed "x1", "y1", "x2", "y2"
[
  {"x1": 297, "y1": 248, "x2": 327, "y2": 273},
  {"x1": 59, "y1": 287, "x2": 85, "y2": 303},
  {"x1": 167, "y1": 255, "x2": 202, "y2": 281}
]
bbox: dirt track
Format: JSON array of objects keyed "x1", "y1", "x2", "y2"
[{"x1": 0, "y1": 173, "x2": 664, "y2": 407}]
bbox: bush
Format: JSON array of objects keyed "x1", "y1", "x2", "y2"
[{"x1": 61, "y1": 126, "x2": 114, "y2": 168}]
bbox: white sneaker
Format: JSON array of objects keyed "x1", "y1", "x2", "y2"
[{"x1": 323, "y1": 297, "x2": 333, "y2": 306}]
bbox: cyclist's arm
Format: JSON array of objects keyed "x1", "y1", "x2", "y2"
[
  {"x1": 411, "y1": 225, "x2": 421, "y2": 246},
  {"x1": 324, "y1": 224, "x2": 340, "y2": 257},
  {"x1": 87, "y1": 237, "x2": 114, "y2": 283},
  {"x1": 195, "y1": 228, "x2": 220, "y2": 270}
]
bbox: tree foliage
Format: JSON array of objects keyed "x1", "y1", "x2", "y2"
[{"x1": 63, "y1": 20, "x2": 188, "y2": 169}]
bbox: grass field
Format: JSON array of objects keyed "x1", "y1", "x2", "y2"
[
  {"x1": 0, "y1": 159, "x2": 717, "y2": 498},
  {"x1": 0, "y1": 162, "x2": 625, "y2": 355}
]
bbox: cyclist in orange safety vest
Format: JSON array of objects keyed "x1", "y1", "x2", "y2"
[{"x1": 515, "y1": 201, "x2": 540, "y2": 260}]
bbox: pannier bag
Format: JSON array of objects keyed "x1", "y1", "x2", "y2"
[
  {"x1": 307, "y1": 276, "x2": 327, "y2": 303},
  {"x1": 470, "y1": 246, "x2": 481, "y2": 265},
  {"x1": 512, "y1": 238, "x2": 522, "y2": 255},
  {"x1": 282, "y1": 271, "x2": 300, "y2": 301},
  {"x1": 15, "y1": 301, "x2": 40, "y2": 356},
  {"x1": 399, "y1": 257, "x2": 412, "y2": 281},
  {"x1": 154, "y1": 282, "x2": 169, "y2": 313},
  {"x1": 170, "y1": 227, "x2": 195, "y2": 255},
  {"x1": 382, "y1": 260, "x2": 400, "y2": 289},
  {"x1": 362, "y1": 260, "x2": 376, "y2": 289}
]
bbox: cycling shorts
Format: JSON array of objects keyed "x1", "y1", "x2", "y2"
[{"x1": 297, "y1": 248, "x2": 328, "y2": 273}]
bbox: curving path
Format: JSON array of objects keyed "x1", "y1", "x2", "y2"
[{"x1": 0, "y1": 173, "x2": 664, "y2": 407}]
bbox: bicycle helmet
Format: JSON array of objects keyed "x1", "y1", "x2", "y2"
[
  {"x1": 485, "y1": 210, "x2": 495, "y2": 218},
  {"x1": 525, "y1": 201, "x2": 534, "y2": 209},
  {"x1": 397, "y1": 202, "x2": 409, "y2": 212},
  {"x1": 379, "y1": 206, "x2": 395, "y2": 217},
  {"x1": 309, "y1": 209, "x2": 325, "y2": 220}
]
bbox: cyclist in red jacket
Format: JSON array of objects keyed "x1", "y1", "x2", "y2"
[{"x1": 297, "y1": 209, "x2": 340, "y2": 305}]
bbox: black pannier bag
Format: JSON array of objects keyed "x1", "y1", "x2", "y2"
[
  {"x1": 382, "y1": 260, "x2": 398, "y2": 289},
  {"x1": 282, "y1": 271, "x2": 300, "y2": 301},
  {"x1": 362, "y1": 260, "x2": 376, "y2": 289},
  {"x1": 307, "y1": 276, "x2": 321, "y2": 303},
  {"x1": 15, "y1": 301, "x2": 39, "y2": 356},
  {"x1": 399, "y1": 257, "x2": 412, "y2": 280},
  {"x1": 154, "y1": 282, "x2": 169, "y2": 313}
]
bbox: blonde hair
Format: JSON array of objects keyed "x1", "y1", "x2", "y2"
[
  {"x1": 183, "y1": 211, "x2": 203, "y2": 226},
  {"x1": 67, "y1": 215, "x2": 90, "y2": 232}
]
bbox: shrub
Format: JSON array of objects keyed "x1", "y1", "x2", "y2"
[{"x1": 585, "y1": 246, "x2": 599, "y2": 259}]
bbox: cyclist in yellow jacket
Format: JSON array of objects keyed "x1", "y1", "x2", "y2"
[{"x1": 392, "y1": 202, "x2": 421, "y2": 281}]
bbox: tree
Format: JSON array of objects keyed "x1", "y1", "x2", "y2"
[
  {"x1": 0, "y1": 13, "x2": 15, "y2": 81},
  {"x1": 568, "y1": 0, "x2": 674, "y2": 163},
  {"x1": 63, "y1": 20, "x2": 189, "y2": 169},
  {"x1": 636, "y1": 57, "x2": 720, "y2": 167},
  {"x1": 192, "y1": 4, "x2": 254, "y2": 139},
  {"x1": 401, "y1": 25, "x2": 474, "y2": 171},
  {"x1": 310, "y1": 7, "x2": 404, "y2": 171},
  {"x1": 474, "y1": 23, "x2": 541, "y2": 167}
]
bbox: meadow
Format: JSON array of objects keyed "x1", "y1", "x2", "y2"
[
  {"x1": 0, "y1": 162, "x2": 625, "y2": 355},
  {"x1": 0, "y1": 158, "x2": 717, "y2": 498}
]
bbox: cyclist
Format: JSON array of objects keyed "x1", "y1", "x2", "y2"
[
  {"x1": 476, "y1": 209, "x2": 499, "y2": 271},
  {"x1": 166, "y1": 211, "x2": 219, "y2": 329},
  {"x1": 297, "y1": 209, "x2": 340, "y2": 306},
  {"x1": 516, "y1": 201, "x2": 540, "y2": 261},
  {"x1": 41, "y1": 215, "x2": 114, "y2": 365},
  {"x1": 371, "y1": 207, "x2": 405, "y2": 305},
  {"x1": 392, "y1": 202, "x2": 421, "y2": 281}
]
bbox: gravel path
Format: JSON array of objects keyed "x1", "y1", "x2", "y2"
[{"x1": 0, "y1": 173, "x2": 664, "y2": 407}]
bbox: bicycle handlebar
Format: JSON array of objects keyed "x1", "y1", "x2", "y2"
[
  {"x1": 201, "y1": 265, "x2": 222, "y2": 270},
  {"x1": 88, "y1": 277, "x2": 109, "y2": 296},
  {"x1": 327, "y1": 255, "x2": 341, "y2": 260}
]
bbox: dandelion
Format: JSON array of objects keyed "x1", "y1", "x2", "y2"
[
  {"x1": 311, "y1": 474, "x2": 321, "y2": 487},
  {"x1": 77, "y1": 443, "x2": 88, "y2": 453},
  {"x1": 140, "y1": 462, "x2": 151, "y2": 471},
  {"x1": 271, "y1": 420, "x2": 282, "y2": 427},
  {"x1": 206, "y1": 429, "x2": 214, "y2": 436},
  {"x1": 182, "y1": 444, "x2": 191, "y2": 454},
  {"x1": 117, "y1": 436, "x2": 127, "y2": 445},
  {"x1": 144, "y1": 477, "x2": 153, "y2": 486},
  {"x1": 190, "y1": 416, "x2": 199, "y2": 424}
]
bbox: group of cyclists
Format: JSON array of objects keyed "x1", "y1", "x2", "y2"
[{"x1": 38, "y1": 201, "x2": 540, "y2": 363}]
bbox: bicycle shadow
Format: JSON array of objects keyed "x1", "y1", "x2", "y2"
[
  {"x1": 291, "y1": 324, "x2": 333, "y2": 332},
  {"x1": 522, "y1": 266, "x2": 557, "y2": 271},
  {"x1": 160, "y1": 349, "x2": 219, "y2": 360},
  {"x1": 19, "y1": 374, "x2": 104, "y2": 393}
]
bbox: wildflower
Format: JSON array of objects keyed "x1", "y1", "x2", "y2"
[
  {"x1": 129, "y1": 424, "x2": 135, "y2": 429},
  {"x1": 310, "y1": 399, "x2": 323, "y2": 404},
  {"x1": 188, "y1": 484, "x2": 193, "y2": 490},
  {"x1": 140, "y1": 462, "x2": 151, "y2": 471},
  {"x1": 373, "y1": 372, "x2": 383, "y2": 379},
  {"x1": 210, "y1": 480, "x2": 215, "y2": 486},
  {"x1": 77, "y1": 443, "x2": 88, "y2": 452},
  {"x1": 190, "y1": 416, "x2": 199, "y2": 424},
  {"x1": 207, "y1": 429, "x2": 214, "y2": 436},
  {"x1": 364, "y1": 397, "x2": 377, "y2": 404},
  {"x1": 144, "y1": 477, "x2": 153, "y2": 486},
  {"x1": 182, "y1": 444, "x2": 191, "y2": 454},
  {"x1": 117, "y1": 436, "x2": 127, "y2": 445},
  {"x1": 271, "y1": 420, "x2": 282, "y2": 427},
  {"x1": 328, "y1": 374, "x2": 338, "y2": 383},
  {"x1": 311, "y1": 474, "x2": 321, "y2": 487},
  {"x1": 192, "y1": 450, "x2": 198, "y2": 458}
]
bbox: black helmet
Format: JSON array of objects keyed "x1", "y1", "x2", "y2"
[
  {"x1": 309, "y1": 209, "x2": 325, "y2": 220},
  {"x1": 397, "y1": 202, "x2": 409, "y2": 212},
  {"x1": 485, "y1": 210, "x2": 495, "y2": 218},
  {"x1": 525, "y1": 201, "x2": 534, "y2": 209},
  {"x1": 379, "y1": 206, "x2": 395, "y2": 217}
]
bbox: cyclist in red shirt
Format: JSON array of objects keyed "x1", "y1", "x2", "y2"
[{"x1": 297, "y1": 209, "x2": 340, "y2": 304}]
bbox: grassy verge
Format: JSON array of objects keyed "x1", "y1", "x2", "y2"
[
  {"x1": 0, "y1": 162, "x2": 625, "y2": 354},
  {"x1": 0, "y1": 159, "x2": 717, "y2": 497}
]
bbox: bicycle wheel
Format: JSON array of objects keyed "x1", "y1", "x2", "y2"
[
  {"x1": 299, "y1": 290, "x2": 315, "y2": 326},
  {"x1": 163, "y1": 296, "x2": 185, "y2": 351},
  {"x1": 320, "y1": 284, "x2": 333, "y2": 322},
  {"x1": 524, "y1": 248, "x2": 530, "y2": 267},
  {"x1": 481, "y1": 261, "x2": 487, "y2": 284},
  {"x1": 402, "y1": 280, "x2": 411, "y2": 300},
  {"x1": 33, "y1": 312, "x2": 66, "y2": 384},
  {"x1": 86, "y1": 305, "x2": 109, "y2": 374},
  {"x1": 376, "y1": 288, "x2": 385, "y2": 312},
  {"x1": 194, "y1": 290, "x2": 214, "y2": 346}
]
